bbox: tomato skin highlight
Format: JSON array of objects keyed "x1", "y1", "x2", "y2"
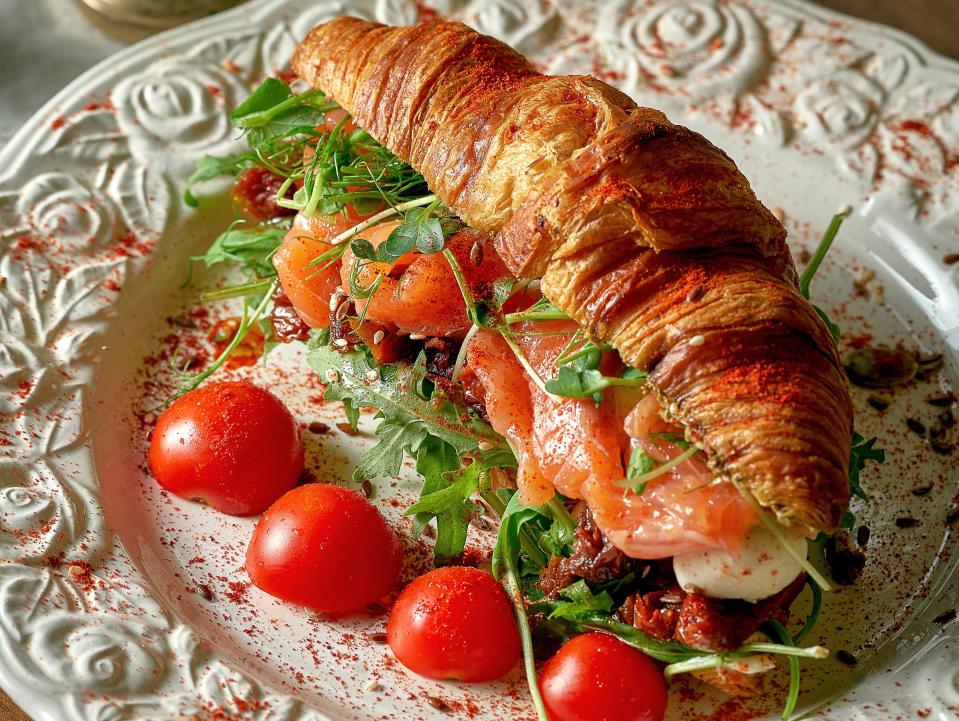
[
  {"x1": 148, "y1": 381, "x2": 303, "y2": 516},
  {"x1": 538, "y1": 633, "x2": 668, "y2": 721},
  {"x1": 246, "y1": 484, "x2": 402, "y2": 613},
  {"x1": 387, "y1": 566, "x2": 521, "y2": 682}
]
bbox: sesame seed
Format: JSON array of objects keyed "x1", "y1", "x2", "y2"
[
  {"x1": 333, "y1": 338, "x2": 348, "y2": 348},
  {"x1": 335, "y1": 299, "x2": 351, "y2": 320},
  {"x1": 329, "y1": 291, "x2": 342, "y2": 311},
  {"x1": 365, "y1": 679, "x2": 381, "y2": 692},
  {"x1": 68, "y1": 564, "x2": 85, "y2": 579},
  {"x1": 324, "y1": 369, "x2": 340, "y2": 383},
  {"x1": 409, "y1": 333, "x2": 426, "y2": 340},
  {"x1": 365, "y1": 369, "x2": 379, "y2": 381},
  {"x1": 469, "y1": 241, "x2": 483, "y2": 265},
  {"x1": 372, "y1": 330, "x2": 385, "y2": 345},
  {"x1": 685, "y1": 284, "x2": 705, "y2": 303},
  {"x1": 689, "y1": 334, "x2": 705, "y2": 346}
]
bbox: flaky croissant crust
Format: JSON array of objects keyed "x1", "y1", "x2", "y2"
[{"x1": 293, "y1": 16, "x2": 854, "y2": 535}]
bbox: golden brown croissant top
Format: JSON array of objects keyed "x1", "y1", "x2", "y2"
[{"x1": 293, "y1": 16, "x2": 854, "y2": 535}]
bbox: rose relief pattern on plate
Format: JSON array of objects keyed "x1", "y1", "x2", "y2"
[{"x1": 0, "y1": 1, "x2": 957, "y2": 720}]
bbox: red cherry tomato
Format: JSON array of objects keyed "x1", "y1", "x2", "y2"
[
  {"x1": 538, "y1": 633, "x2": 667, "y2": 721},
  {"x1": 387, "y1": 566, "x2": 521, "y2": 682},
  {"x1": 246, "y1": 484, "x2": 402, "y2": 613},
  {"x1": 148, "y1": 381, "x2": 303, "y2": 516}
]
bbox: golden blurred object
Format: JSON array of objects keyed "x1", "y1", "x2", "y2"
[{"x1": 77, "y1": 0, "x2": 243, "y2": 32}]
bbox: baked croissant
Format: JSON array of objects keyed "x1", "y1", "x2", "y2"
[{"x1": 293, "y1": 17, "x2": 854, "y2": 536}]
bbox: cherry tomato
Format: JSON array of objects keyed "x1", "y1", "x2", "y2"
[
  {"x1": 246, "y1": 484, "x2": 402, "y2": 613},
  {"x1": 538, "y1": 633, "x2": 667, "y2": 721},
  {"x1": 148, "y1": 381, "x2": 303, "y2": 516},
  {"x1": 387, "y1": 566, "x2": 520, "y2": 682}
]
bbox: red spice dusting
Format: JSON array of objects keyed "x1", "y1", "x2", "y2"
[
  {"x1": 899, "y1": 119, "x2": 933, "y2": 136},
  {"x1": 67, "y1": 561, "x2": 97, "y2": 592},
  {"x1": 224, "y1": 580, "x2": 249, "y2": 604},
  {"x1": 413, "y1": 0, "x2": 442, "y2": 22},
  {"x1": 84, "y1": 102, "x2": 101, "y2": 112},
  {"x1": 190, "y1": 698, "x2": 267, "y2": 721},
  {"x1": 104, "y1": 279, "x2": 121, "y2": 292},
  {"x1": 206, "y1": 84, "x2": 222, "y2": 97},
  {"x1": 16, "y1": 380, "x2": 32, "y2": 400},
  {"x1": 50, "y1": 116, "x2": 66, "y2": 130},
  {"x1": 847, "y1": 333, "x2": 874, "y2": 349},
  {"x1": 276, "y1": 69, "x2": 298, "y2": 85}
]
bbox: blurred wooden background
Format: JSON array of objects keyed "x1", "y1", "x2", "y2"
[{"x1": 0, "y1": 0, "x2": 956, "y2": 718}]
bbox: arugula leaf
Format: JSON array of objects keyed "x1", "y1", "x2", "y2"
[
  {"x1": 246, "y1": 106, "x2": 331, "y2": 147},
  {"x1": 814, "y1": 305, "x2": 841, "y2": 344},
  {"x1": 624, "y1": 449, "x2": 655, "y2": 495},
  {"x1": 308, "y1": 342, "x2": 505, "y2": 482},
  {"x1": 231, "y1": 77, "x2": 292, "y2": 121},
  {"x1": 412, "y1": 437, "x2": 476, "y2": 563},
  {"x1": 183, "y1": 153, "x2": 250, "y2": 206},
  {"x1": 492, "y1": 493, "x2": 552, "y2": 580},
  {"x1": 342, "y1": 397, "x2": 360, "y2": 432},
  {"x1": 378, "y1": 206, "x2": 446, "y2": 259},
  {"x1": 349, "y1": 238, "x2": 378, "y2": 261},
  {"x1": 545, "y1": 365, "x2": 646, "y2": 403},
  {"x1": 547, "y1": 580, "x2": 615, "y2": 621},
  {"x1": 407, "y1": 443, "x2": 516, "y2": 564},
  {"x1": 192, "y1": 224, "x2": 286, "y2": 278},
  {"x1": 849, "y1": 432, "x2": 884, "y2": 500}
]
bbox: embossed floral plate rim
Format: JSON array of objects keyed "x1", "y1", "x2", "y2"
[{"x1": 0, "y1": 1, "x2": 957, "y2": 720}]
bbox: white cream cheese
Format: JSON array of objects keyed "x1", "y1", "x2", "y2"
[{"x1": 672, "y1": 524, "x2": 808, "y2": 603}]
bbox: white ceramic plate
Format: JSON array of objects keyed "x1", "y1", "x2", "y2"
[{"x1": 1, "y1": 1, "x2": 958, "y2": 719}]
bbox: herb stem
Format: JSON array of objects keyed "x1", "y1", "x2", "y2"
[
  {"x1": 663, "y1": 654, "x2": 728, "y2": 678},
  {"x1": 793, "y1": 579, "x2": 823, "y2": 644},
  {"x1": 502, "y1": 564, "x2": 549, "y2": 721},
  {"x1": 501, "y1": 330, "x2": 562, "y2": 402},
  {"x1": 326, "y1": 194, "x2": 438, "y2": 246},
  {"x1": 201, "y1": 278, "x2": 274, "y2": 302},
  {"x1": 763, "y1": 620, "x2": 802, "y2": 721},
  {"x1": 732, "y1": 481, "x2": 833, "y2": 592},
  {"x1": 239, "y1": 91, "x2": 335, "y2": 128},
  {"x1": 450, "y1": 324, "x2": 481, "y2": 381},
  {"x1": 505, "y1": 310, "x2": 570, "y2": 324},
  {"x1": 737, "y1": 642, "x2": 828, "y2": 659},
  {"x1": 619, "y1": 445, "x2": 699, "y2": 493},
  {"x1": 799, "y1": 206, "x2": 851, "y2": 299},
  {"x1": 442, "y1": 248, "x2": 482, "y2": 326},
  {"x1": 172, "y1": 280, "x2": 276, "y2": 401}
]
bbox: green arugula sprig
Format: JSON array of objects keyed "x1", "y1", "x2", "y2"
[
  {"x1": 184, "y1": 77, "x2": 429, "y2": 213},
  {"x1": 546, "y1": 364, "x2": 646, "y2": 404},
  {"x1": 192, "y1": 222, "x2": 287, "y2": 279},
  {"x1": 800, "y1": 207, "x2": 852, "y2": 343},
  {"x1": 308, "y1": 341, "x2": 505, "y2": 476},
  {"x1": 308, "y1": 339, "x2": 519, "y2": 563},
  {"x1": 620, "y1": 436, "x2": 700, "y2": 496},
  {"x1": 848, "y1": 432, "x2": 884, "y2": 500},
  {"x1": 492, "y1": 494, "x2": 828, "y2": 721}
]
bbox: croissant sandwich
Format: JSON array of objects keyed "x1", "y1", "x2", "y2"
[
  {"x1": 184, "y1": 13, "x2": 864, "y2": 711},
  {"x1": 293, "y1": 19, "x2": 851, "y2": 538}
]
